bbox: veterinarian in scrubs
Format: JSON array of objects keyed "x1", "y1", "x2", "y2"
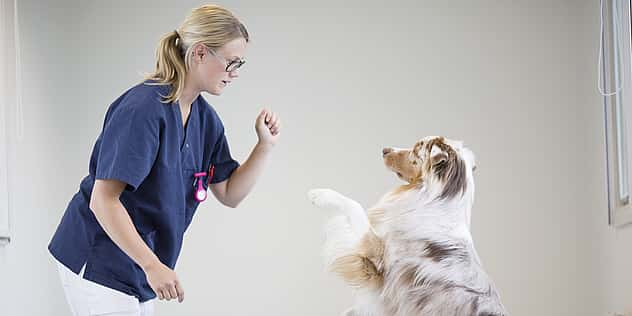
[{"x1": 48, "y1": 5, "x2": 280, "y2": 316}]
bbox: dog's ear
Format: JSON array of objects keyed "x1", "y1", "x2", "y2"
[
  {"x1": 426, "y1": 138, "x2": 450, "y2": 168},
  {"x1": 430, "y1": 145, "x2": 448, "y2": 167},
  {"x1": 415, "y1": 137, "x2": 448, "y2": 164}
]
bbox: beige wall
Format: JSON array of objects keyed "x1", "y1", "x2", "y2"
[{"x1": 1, "y1": 0, "x2": 628, "y2": 315}]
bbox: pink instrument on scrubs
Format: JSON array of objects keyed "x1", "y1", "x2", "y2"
[
  {"x1": 193, "y1": 172, "x2": 207, "y2": 202},
  {"x1": 193, "y1": 165, "x2": 214, "y2": 203}
]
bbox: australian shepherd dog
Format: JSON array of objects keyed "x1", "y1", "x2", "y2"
[{"x1": 309, "y1": 136, "x2": 506, "y2": 316}]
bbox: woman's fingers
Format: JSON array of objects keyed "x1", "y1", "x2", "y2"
[{"x1": 175, "y1": 281, "x2": 185, "y2": 303}]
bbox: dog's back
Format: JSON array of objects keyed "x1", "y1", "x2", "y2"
[{"x1": 377, "y1": 231, "x2": 505, "y2": 315}]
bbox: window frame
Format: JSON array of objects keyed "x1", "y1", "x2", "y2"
[{"x1": 603, "y1": 0, "x2": 632, "y2": 227}]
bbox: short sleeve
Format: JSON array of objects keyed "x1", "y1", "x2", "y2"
[
  {"x1": 95, "y1": 103, "x2": 159, "y2": 191},
  {"x1": 209, "y1": 130, "x2": 240, "y2": 184}
]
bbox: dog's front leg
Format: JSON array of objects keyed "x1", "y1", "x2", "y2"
[{"x1": 308, "y1": 188, "x2": 371, "y2": 236}]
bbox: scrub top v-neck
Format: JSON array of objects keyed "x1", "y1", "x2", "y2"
[{"x1": 48, "y1": 81, "x2": 240, "y2": 302}]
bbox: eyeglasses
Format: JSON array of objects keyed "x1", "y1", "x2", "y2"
[{"x1": 208, "y1": 49, "x2": 246, "y2": 72}]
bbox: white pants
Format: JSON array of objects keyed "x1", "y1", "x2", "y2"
[{"x1": 55, "y1": 258, "x2": 154, "y2": 316}]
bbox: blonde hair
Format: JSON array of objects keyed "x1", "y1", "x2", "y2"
[{"x1": 145, "y1": 4, "x2": 249, "y2": 103}]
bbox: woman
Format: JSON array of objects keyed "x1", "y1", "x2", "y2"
[{"x1": 48, "y1": 4, "x2": 280, "y2": 315}]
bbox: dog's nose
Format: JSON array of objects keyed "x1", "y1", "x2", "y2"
[{"x1": 382, "y1": 148, "x2": 393, "y2": 156}]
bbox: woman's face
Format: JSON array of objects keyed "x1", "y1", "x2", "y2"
[{"x1": 192, "y1": 37, "x2": 247, "y2": 96}]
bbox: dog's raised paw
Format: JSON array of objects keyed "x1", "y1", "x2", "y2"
[{"x1": 308, "y1": 188, "x2": 346, "y2": 211}]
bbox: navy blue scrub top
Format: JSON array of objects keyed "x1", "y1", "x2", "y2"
[{"x1": 48, "y1": 81, "x2": 240, "y2": 302}]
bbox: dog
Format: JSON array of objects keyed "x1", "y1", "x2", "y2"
[{"x1": 308, "y1": 136, "x2": 506, "y2": 316}]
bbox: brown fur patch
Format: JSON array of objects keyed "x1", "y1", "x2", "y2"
[
  {"x1": 330, "y1": 231, "x2": 385, "y2": 289},
  {"x1": 423, "y1": 240, "x2": 468, "y2": 263}
]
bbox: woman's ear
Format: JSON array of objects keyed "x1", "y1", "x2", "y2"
[{"x1": 192, "y1": 43, "x2": 207, "y2": 63}]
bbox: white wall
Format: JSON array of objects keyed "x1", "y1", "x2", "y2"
[
  {"x1": 1, "y1": 0, "x2": 628, "y2": 315},
  {"x1": 0, "y1": 0, "x2": 82, "y2": 315}
]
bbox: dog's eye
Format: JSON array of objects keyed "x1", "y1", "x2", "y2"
[{"x1": 412, "y1": 160, "x2": 418, "y2": 165}]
